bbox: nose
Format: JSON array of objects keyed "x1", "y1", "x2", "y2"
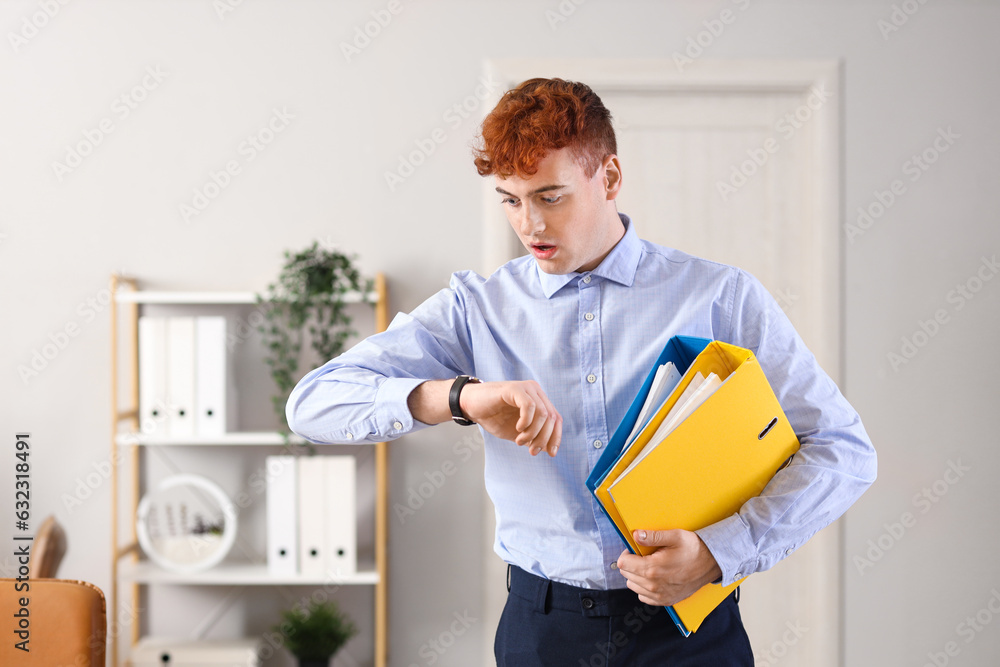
[{"x1": 516, "y1": 201, "x2": 544, "y2": 237}]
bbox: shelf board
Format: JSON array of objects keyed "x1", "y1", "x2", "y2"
[
  {"x1": 115, "y1": 290, "x2": 377, "y2": 305},
  {"x1": 119, "y1": 559, "x2": 379, "y2": 585},
  {"x1": 115, "y1": 431, "x2": 319, "y2": 446}
]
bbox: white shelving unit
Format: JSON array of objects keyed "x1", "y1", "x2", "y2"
[{"x1": 109, "y1": 273, "x2": 390, "y2": 667}]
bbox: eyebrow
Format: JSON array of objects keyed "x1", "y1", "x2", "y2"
[{"x1": 495, "y1": 184, "x2": 566, "y2": 197}]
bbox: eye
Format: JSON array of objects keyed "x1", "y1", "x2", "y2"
[
  {"x1": 541, "y1": 196, "x2": 562, "y2": 204},
  {"x1": 501, "y1": 197, "x2": 519, "y2": 207}
]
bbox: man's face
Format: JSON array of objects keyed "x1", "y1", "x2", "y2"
[{"x1": 495, "y1": 147, "x2": 623, "y2": 275}]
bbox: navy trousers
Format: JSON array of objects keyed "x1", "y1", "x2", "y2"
[{"x1": 494, "y1": 565, "x2": 754, "y2": 666}]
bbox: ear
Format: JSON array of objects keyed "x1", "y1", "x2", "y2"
[{"x1": 602, "y1": 154, "x2": 622, "y2": 200}]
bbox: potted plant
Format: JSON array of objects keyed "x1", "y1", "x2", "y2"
[
  {"x1": 272, "y1": 598, "x2": 358, "y2": 667},
  {"x1": 256, "y1": 241, "x2": 372, "y2": 443}
]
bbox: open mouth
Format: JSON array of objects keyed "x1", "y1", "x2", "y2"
[{"x1": 530, "y1": 243, "x2": 557, "y2": 259}]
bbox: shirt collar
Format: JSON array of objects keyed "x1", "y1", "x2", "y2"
[{"x1": 536, "y1": 212, "x2": 641, "y2": 298}]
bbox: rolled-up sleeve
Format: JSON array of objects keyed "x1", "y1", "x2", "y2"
[
  {"x1": 285, "y1": 274, "x2": 477, "y2": 444},
  {"x1": 696, "y1": 269, "x2": 878, "y2": 586}
]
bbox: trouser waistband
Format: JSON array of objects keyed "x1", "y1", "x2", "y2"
[{"x1": 506, "y1": 564, "x2": 664, "y2": 617}]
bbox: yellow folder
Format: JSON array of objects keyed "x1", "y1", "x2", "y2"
[{"x1": 594, "y1": 338, "x2": 799, "y2": 635}]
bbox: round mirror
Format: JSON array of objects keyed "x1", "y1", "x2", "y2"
[{"x1": 136, "y1": 473, "x2": 237, "y2": 573}]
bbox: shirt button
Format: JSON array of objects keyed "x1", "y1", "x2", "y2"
[
  {"x1": 734, "y1": 572, "x2": 743, "y2": 580},
  {"x1": 593, "y1": 440, "x2": 602, "y2": 449},
  {"x1": 610, "y1": 561, "x2": 618, "y2": 570},
  {"x1": 583, "y1": 275, "x2": 592, "y2": 284},
  {"x1": 587, "y1": 374, "x2": 597, "y2": 383},
  {"x1": 393, "y1": 421, "x2": 403, "y2": 430},
  {"x1": 581, "y1": 597, "x2": 595, "y2": 609},
  {"x1": 584, "y1": 312, "x2": 595, "y2": 321},
  {"x1": 345, "y1": 432, "x2": 353, "y2": 439},
  {"x1": 786, "y1": 549, "x2": 794, "y2": 556}
]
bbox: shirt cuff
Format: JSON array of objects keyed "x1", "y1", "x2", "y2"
[
  {"x1": 695, "y1": 514, "x2": 759, "y2": 586},
  {"x1": 374, "y1": 376, "x2": 431, "y2": 437}
]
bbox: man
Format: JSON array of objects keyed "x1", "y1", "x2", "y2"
[{"x1": 286, "y1": 78, "x2": 877, "y2": 665}]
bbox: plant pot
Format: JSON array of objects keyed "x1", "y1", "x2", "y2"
[{"x1": 298, "y1": 658, "x2": 330, "y2": 667}]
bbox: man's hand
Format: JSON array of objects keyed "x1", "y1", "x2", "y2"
[
  {"x1": 616, "y1": 529, "x2": 723, "y2": 607},
  {"x1": 460, "y1": 380, "x2": 562, "y2": 456},
  {"x1": 407, "y1": 379, "x2": 562, "y2": 456}
]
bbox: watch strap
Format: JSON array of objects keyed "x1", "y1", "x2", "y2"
[{"x1": 449, "y1": 375, "x2": 480, "y2": 426}]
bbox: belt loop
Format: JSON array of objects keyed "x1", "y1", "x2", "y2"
[
  {"x1": 533, "y1": 576, "x2": 551, "y2": 614},
  {"x1": 506, "y1": 564, "x2": 511, "y2": 593}
]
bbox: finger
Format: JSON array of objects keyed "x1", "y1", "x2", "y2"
[
  {"x1": 624, "y1": 577, "x2": 656, "y2": 603},
  {"x1": 513, "y1": 388, "x2": 536, "y2": 434},
  {"x1": 529, "y1": 410, "x2": 557, "y2": 455},
  {"x1": 616, "y1": 551, "x2": 643, "y2": 575},
  {"x1": 517, "y1": 387, "x2": 551, "y2": 447},
  {"x1": 619, "y1": 567, "x2": 656, "y2": 592},
  {"x1": 634, "y1": 528, "x2": 682, "y2": 548},
  {"x1": 546, "y1": 413, "x2": 562, "y2": 456},
  {"x1": 532, "y1": 391, "x2": 561, "y2": 455},
  {"x1": 521, "y1": 385, "x2": 559, "y2": 455},
  {"x1": 518, "y1": 402, "x2": 549, "y2": 446}
]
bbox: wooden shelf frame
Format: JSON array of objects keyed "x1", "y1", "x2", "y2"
[{"x1": 109, "y1": 272, "x2": 390, "y2": 667}]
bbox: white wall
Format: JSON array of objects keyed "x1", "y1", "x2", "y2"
[{"x1": 1, "y1": 1, "x2": 997, "y2": 666}]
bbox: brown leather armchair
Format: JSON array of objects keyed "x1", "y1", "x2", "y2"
[{"x1": 0, "y1": 577, "x2": 107, "y2": 666}]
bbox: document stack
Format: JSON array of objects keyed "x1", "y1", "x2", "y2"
[{"x1": 587, "y1": 335, "x2": 800, "y2": 636}]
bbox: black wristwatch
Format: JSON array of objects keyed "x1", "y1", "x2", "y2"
[{"x1": 449, "y1": 375, "x2": 481, "y2": 425}]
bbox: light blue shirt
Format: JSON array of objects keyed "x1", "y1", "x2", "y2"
[{"x1": 286, "y1": 213, "x2": 877, "y2": 590}]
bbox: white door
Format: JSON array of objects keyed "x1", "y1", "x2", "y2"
[{"x1": 480, "y1": 59, "x2": 842, "y2": 667}]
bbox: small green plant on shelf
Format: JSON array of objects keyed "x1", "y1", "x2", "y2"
[
  {"x1": 256, "y1": 241, "x2": 372, "y2": 444},
  {"x1": 271, "y1": 598, "x2": 359, "y2": 667}
]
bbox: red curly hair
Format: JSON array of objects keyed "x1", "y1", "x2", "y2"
[{"x1": 472, "y1": 78, "x2": 617, "y2": 179}]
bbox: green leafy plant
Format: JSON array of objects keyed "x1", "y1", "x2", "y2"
[
  {"x1": 256, "y1": 242, "x2": 373, "y2": 439},
  {"x1": 271, "y1": 598, "x2": 358, "y2": 663}
]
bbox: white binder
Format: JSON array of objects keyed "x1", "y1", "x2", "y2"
[
  {"x1": 138, "y1": 316, "x2": 168, "y2": 437},
  {"x1": 130, "y1": 637, "x2": 261, "y2": 666},
  {"x1": 297, "y1": 455, "x2": 326, "y2": 578},
  {"x1": 324, "y1": 455, "x2": 357, "y2": 576},
  {"x1": 166, "y1": 316, "x2": 196, "y2": 437},
  {"x1": 266, "y1": 455, "x2": 298, "y2": 577},
  {"x1": 194, "y1": 316, "x2": 235, "y2": 436}
]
